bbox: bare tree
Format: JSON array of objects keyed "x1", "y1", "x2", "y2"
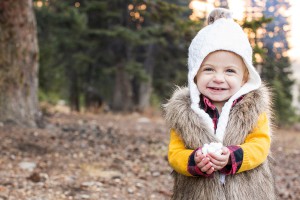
[{"x1": 0, "y1": 0, "x2": 40, "y2": 127}]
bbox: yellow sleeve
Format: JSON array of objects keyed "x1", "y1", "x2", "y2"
[
  {"x1": 237, "y1": 112, "x2": 271, "y2": 173},
  {"x1": 168, "y1": 129, "x2": 194, "y2": 176}
]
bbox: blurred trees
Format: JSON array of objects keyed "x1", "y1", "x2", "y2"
[
  {"x1": 261, "y1": 0, "x2": 295, "y2": 126},
  {"x1": 241, "y1": 0, "x2": 295, "y2": 126},
  {"x1": 34, "y1": 0, "x2": 297, "y2": 125},
  {"x1": 35, "y1": 0, "x2": 200, "y2": 112},
  {"x1": 0, "y1": 0, "x2": 40, "y2": 127},
  {"x1": 36, "y1": 1, "x2": 88, "y2": 111},
  {"x1": 242, "y1": 16, "x2": 272, "y2": 71}
]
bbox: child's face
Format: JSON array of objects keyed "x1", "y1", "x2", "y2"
[{"x1": 195, "y1": 50, "x2": 248, "y2": 106}]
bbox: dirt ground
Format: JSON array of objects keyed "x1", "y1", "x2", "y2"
[{"x1": 0, "y1": 112, "x2": 299, "y2": 200}]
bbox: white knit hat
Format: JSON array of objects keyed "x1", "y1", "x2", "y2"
[{"x1": 188, "y1": 8, "x2": 262, "y2": 142}]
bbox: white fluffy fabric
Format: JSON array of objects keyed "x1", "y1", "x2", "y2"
[{"x1": 188, "y1": 9, "x2": 261, "y2": 143}]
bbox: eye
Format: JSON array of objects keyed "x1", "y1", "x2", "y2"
[
  {"x1": 226, "y1": 69, "x2": 236, "y2": 73},
  {"x1": 202, "y1": 67, "x2": 214, "y2": 72}
]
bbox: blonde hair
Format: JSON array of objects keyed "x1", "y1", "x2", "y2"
[{"x1": 243, "y1": 68, "x2": 249, "y2": 84}]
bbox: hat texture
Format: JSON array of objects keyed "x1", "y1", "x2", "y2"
[{"x1": 188, "y1": 8, "x2": 261, "y2": 142}]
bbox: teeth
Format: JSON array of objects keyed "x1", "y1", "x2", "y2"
[{"x1": 210, "y1": 87, "x2": 225, "y2": 90}]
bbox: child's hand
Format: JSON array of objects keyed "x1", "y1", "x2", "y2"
[
  {"x1": 207, "y1": 147, "x2": 230, "y2": 171},
  {"x1": 194, "y1": 149, "x2": 214, "y2": 174}
]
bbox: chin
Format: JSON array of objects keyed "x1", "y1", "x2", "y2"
[{"x1": 210, "y1": 97, "x2": 229, "y2": 102}]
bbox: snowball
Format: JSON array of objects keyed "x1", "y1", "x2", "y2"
[{"x1": 202, "y1": 142, "x2": 223, "y2": 156}]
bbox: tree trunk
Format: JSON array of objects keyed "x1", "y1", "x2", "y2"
[
  {"x1": 68, "y1": 70, "x2": 80, "y2": 112},
  {"x1": 0, "y1": 0, "x2": 39, "y2": 127},
  {"x1": 65, "y1": 63, "x2": 80, "y2": 112},
  {"x1": 138, "y1": 44, "x2": 155, "y2": 111},
  {"x1": 111, "y1": 1, "x2": 135, "y2": 112},
  {"x1": 84, "y1": 65, "x2": 103, "y2": 112},
  {"x1": 112, "y1": 64, "x2": 133, "y2": 111}
]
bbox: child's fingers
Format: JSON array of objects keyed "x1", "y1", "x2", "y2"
[
  {"x1": 199, "y1": 162, "x2": 213, "y2": 173},
  {"x1": 206, "y1": 166, "x2": 215, "y2": 174},
  {"x1": 209, "y1": 156, "x2": 224, "y2": 165},
  {"x1": 208, "y1": 152, "x2": 228, "y2": 162},
  {"x1": 196, "y1": 149, "x2": 202, "y2": 156},
  {"x1": 210, "y1": 162, "x2": 224, "y2": 170},
  {"x1": 222, "y1": 147, "x2": 229, "y2": 155},
  {"x1": 194, "y1": 155, "x2": 201, "y2": 163},
  {"x1": 210, "y1": 160, "x2": 226, "y2": 171},
  {"x1": 208, "y1": 154, "x2": 229, "y2": 170},
  {"x1": 194, "y1": 150, "x2": 205, "y2": 163},
  {"x1": 196, "y1": 157, "x2": 209, "y2": 169},
  {"x1": 197, "y1": 157, "x2": 210, "y2": 170},
  {"x1": 196, "y1": 149, "x2": 205, "y2": 158}
]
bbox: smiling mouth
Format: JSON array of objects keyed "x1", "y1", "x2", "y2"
[{"x1": 208, "y1": 87, "x2": 227, "y2": 90}]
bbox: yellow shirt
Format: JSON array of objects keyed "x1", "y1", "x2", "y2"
[{"x1": 168, "y1": 112, "x2": 271, "y2": 176}]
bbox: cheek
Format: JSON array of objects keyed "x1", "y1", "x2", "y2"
[
  {"x1": 228, "y1": 77, "x2": 244, "y2": 88},
  {"x1": 196, "y1": 76, "x2": 208, "y2": 87},
  {"x1": 196, "y1": 81, "x2": 202, "y2": 90},
  {"x1": 196, "y1": 80, "x2": 207, "y2": 92},
  {"x1": 228, "y1": 75, "x2": 244, "y2": 85}
]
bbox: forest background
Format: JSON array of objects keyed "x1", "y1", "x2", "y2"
[
  {"x1": 36, "y1": 0, "x2": 298, "y2": 127},
  {"x1": 0, "y1": 0, "x2": 298, "y2": 126},
  {"x1": 0, "y1": 1, "x2": 300, "y2": 199}
]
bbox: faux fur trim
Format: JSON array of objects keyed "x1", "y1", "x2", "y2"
[
  {"x1": 163, "y1": 84, "x2": 275, "y2": 200},
  {"x1": 163, "y1": 86, "x2": 215, "y2": 148},
  {"x1": 163, "y1": 83, "x2": 272, "y2": 147}
]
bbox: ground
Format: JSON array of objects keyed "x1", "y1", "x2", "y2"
[{"x1": 0, "y1": 112, "x2": 299, "y2": 200}]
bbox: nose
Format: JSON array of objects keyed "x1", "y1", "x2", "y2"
[{"x1": 213, "y1": 73, "x2": 225, "y2": 83}]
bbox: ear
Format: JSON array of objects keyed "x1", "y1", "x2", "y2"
[
  {"x1": 194, "y1": 68, "x2": 202, "y2": 84},
  {"x1": 242, "y1": 70, "x2": 249, "y2": 84}
]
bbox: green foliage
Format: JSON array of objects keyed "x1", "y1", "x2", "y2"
[
  {"x1": 261, "y1": 56, "x2": 295, "y2": 126},
  {"x1": 146, "y1": 1, "x2": 202, "y2": 101},
  {"x1": 241, "y1": 15, "x2": 297, "y2": 126},
  {"x1": 38, "y1": 90, "x2": 61, "y2": 105},
  {"x1": 241, "y1": 16, "x2": 272, "y2": 65},
  {"x1": 35, "y1": 0, "x2": 201, "y2": 110},
  {"x1": 125, "y1": 60, "x2": 148, "y2": 82},
  {"x1": 35, "y1": 0, "x2": 296, "y2": 124},
  {"x1": 242, "y1": 16, "x2": 272, "y2": 32},
  {"x1": 271, "y1": 78, "x2": 296, "y2": 125},
  {"x1": 36, "y1": 1, "x2": 88, "y2": 103}
]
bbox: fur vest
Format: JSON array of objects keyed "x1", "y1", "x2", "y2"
[{"x1": 163, "y1": 85, "x2": 276, "y2": 200}]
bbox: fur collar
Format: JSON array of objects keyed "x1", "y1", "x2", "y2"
[
  {"x1": 163, "y1": 84, "x2": 275, "y2": 200},
  {"x1": 163, "y1": 83, "x2": 272, "y2": 148}
]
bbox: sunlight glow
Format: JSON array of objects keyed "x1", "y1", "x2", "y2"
[
  {"x1": 255, "y1": 53, "x2": 263, "y2": 63},
  {"x1": 189, "y1": 1, "x2": 214, "y2": 20},
  {"x1": 75, "y1": 2, "x2": 80, "y2": 8},
  {"x1": 185, "y1": 0, "x2": 300, "y2": 63},
  {"x1": 228, "y1": 0, "x2": 245, "y2": 20},
  {"x1": 138, "y1": 4, "x2": 147, "y2": 11},
  {"x1": 288, "y1": 0, "x2": 300, "y2": 61},
  {"x1": 128, "y1": 4, "x2": 134, "y2": 10},
  {"x1": 36, "y1": 1, "x2": 43, "y2": 7},
  {"x1": 134, "y1": 12, "x2": 140, "y2": 19},
  {"x1": 189, "y1": 0, "x2": 245, "y2": 21}
]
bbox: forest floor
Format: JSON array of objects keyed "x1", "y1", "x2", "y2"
[{"x1": 0, "y1": 111, "x2": 299, "y2": 200}]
